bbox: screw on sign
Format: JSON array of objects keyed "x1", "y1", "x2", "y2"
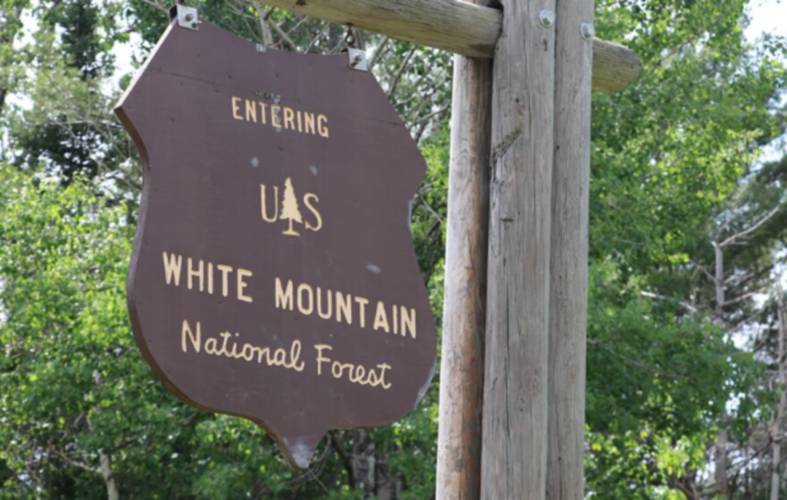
[{"x1": 115, "y1": 13, "x2": 437, "y2": 468}]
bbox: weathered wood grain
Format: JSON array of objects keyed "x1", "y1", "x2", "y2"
[
  {"x1": 263, "y1": 0, "x2": 499, "y2": 56},
  {"x1": 435, "y1": 45, "x2": 492, "y2": 500},
  {"x1": 259, "y1": 0, "x2": 640, "y2": 93},
  {"x1": 481, "y1": 1, "x2": 554, "y2": 498},
  {"x1": 546, "y1": 0, "x2": 593, "y2": 498},
  {"x1": 591, "y1": 38, "x2": 641, "y2": 93}
]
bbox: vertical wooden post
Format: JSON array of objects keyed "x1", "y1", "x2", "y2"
[
  {"x1": 436, "y1": 29, "x2": 492, "y2": 500},
  {"x1": 481, "y1": 0, "x2": 555, "y2": 498},
  {"x1": 547, "y1": 0, "x2": 593, "y2": 497}
]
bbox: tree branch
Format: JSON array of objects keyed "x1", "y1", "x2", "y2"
[
  {"x1": 386, "y1": 46, "x2": 417, "y2": 98},
  {"x1": 639, "y1": 290, "x2": 699, "y2": 314},
  {"x1": 720, "y1": 206, "x2": 781, "y2": 248}
]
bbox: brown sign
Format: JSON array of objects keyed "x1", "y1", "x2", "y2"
[{"x1": 115, "y1": 17, "x2": 436, "y2": 468}]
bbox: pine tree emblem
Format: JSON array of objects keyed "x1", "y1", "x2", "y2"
[{"x1": 280, "y1": 177, "x2": 303, "y2": 236}]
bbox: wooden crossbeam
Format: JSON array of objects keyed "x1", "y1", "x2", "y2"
[{"x1": 261, "y1": 0, "x2": 641, "y2": 93}]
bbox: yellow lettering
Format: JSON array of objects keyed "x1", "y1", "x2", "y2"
[
  {"x1": 304, "y1": 112, "x2": 316, "y2": 134},
  {"x1": 273, "y1": 347, "x2": 287, "y2": 365},
  {"x1": 289, "y1": 340, "x2": 305, "y2": 371},
  {"x1": 231, "y1": 96, "x2": 242, "y2": 120},
  {"x1": 316, "y1": 287, "x2": 332, "y2": 319},
  {"x1": 373, "y1": 301, "x2": 390, "y2": 333},
  {"x1": 336, "y1": 291, "x2": 352, "y2": 325},
  {"x1": 317, "y1": 114, "x2": 329, "y2": 138},
  {"x1": 181, "y1": 319, "x2": 201, "y2": 353},
  {"x1": 332, "y1": 361, "x2": 350, "y2": 379},
  {"x1": 376, "y1": 363, "x2": 392, "y2": 389},
  {"x1": 314, "y1": 343, "x2": 332, "y2": 375},
  {"x1": 271, "y1": 104, "x2": 281, "y2": 128},
  {"x1": 401, "y1": 306, "x2": 416, "y2": 339},
  {"x1": 244, "y1": 99, "x2": 257, "y2": 122},
  {"x1": 283, "y1": 106, "x2": 295, "y2": 130},
  {"x1": 351, "y1": 364, "x2": 367, "y2": 384},
  {"x1": 260, "y1": 184, "x2": 279, "y2": 222},
  {"x1": 204, "y1": 337, "x2": 218, "y2": 355},
  {"x1": 217, "y1": 264, "x2": 232, "y2": 297},
  {"x1": 312, "y1": 343, "x2": 393, "y2": 389},
  {"x1": 297, "y1": 283, "x2": 313, "y2": 315},
  {"x1": 303, "y1": 193, "x2": 322, "y2": 231},
  {"x1": 162, "y1": 251, "x2": 182, "y2": 286},
  {"x1": 275, "y1": 277, "x2": 293, "y2": 310},
  {"x1": 272, "y1": 278, "x2": 414, "y2": 341},
  {"x1": 187, "y1": 257, "x2": 204, "y2": 292},
  {"x1": 355, "y1": 296, "x2": 369, "y2": 328},
  {"x1": 231, "y1": 99, "x2": 330, "y2": 138},
  {"x1": 237, "y1": 268, "x2": 253, "y2": 303}
]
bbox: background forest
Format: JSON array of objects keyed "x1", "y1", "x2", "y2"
[{"x1": 0, "y1": 0, "x2": 786, "y2": 498}]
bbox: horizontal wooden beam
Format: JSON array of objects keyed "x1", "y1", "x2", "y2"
[
  {"x1": 590, "y1": 38, "x2": 642, "y2": 93},
  {"x1": 261, "y1": 0, "x2": 641, "y2": 93}
]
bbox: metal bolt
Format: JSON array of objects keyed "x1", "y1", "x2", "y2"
[
  {"x1": 580, "y1": 22, "x2": 594, "y2": 40},
  {"x1": 351, "y1": 55, "x2": 362, "y2": 67},
  {"x1": 184, "y1": 13, "x2": 194, "y2": 22},
  {"x1": 538, "y1": 9, "x2": 555, "y2": 28}
]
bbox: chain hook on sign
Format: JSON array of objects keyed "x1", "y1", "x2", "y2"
[{"x1": 344, "y1": 26, "x2": 357, "y2": 50}]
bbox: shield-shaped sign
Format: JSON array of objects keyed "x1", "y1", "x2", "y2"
[{"x1": 115, "y1": 13, "x2": 436, "y2": 468}]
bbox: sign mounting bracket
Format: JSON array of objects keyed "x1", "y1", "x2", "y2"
[
  {"x1": 348, "y1": 48, "x2": 368, "y2": 71},
  {"x1": 170, "y1": 4, "x2": 200, "y2": 31}
]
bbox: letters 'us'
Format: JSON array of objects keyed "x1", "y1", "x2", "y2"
[{"x1": 115, "y1": 14, "x2": 437, "y2": 468}]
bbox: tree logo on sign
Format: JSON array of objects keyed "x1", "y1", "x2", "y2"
[
  {"x1": 259, "y1": 176, "x2": 323, "y2": 236},
  {"x1": 280, "y1": 178, "x2": 303, "y2": 236}
]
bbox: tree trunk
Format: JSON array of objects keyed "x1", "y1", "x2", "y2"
[
  {"x1": 712, "y1": 241, "x2": 729, "y2": 496},
  {"x1": 435, "y1": 15, "x2": 492, "y2": 499},
  {"x1": 713, "y1": 242, "x2": 725, "y2": 318},
  {"x1": 481, "y1": 0, "x2": 555, "y2": 497},
  {"x1": 351, "y1": 430, "x2": 376, "y2": 497},
  {"x1": 546, "y1": 0, "x2": 593, "y2": 497},
  {"x1": 99, "y1": 450, "x2": 119, "y2": 500},
  {"x1": 772, "y1": 292, "x2": 786, "y2": 500}
]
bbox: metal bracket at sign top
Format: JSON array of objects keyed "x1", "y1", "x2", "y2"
[
  {"x1": 170, "y1": 4, "x2": 200, "y2": 30},
  {"x1": 348, "y1": 48, "x2": 368, "y2": 71}
]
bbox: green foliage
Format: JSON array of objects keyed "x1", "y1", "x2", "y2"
[
  {"x1": 0, "y1": 0, "x2": 785, "y2": 496},
  {"x1": 5, "y1": 1, "x2": 132, "y2": 184},
  {"x1": 584, "y1": 2, "x2": 786, "y2": 494},
  {"x1": 584, "y1": 261, "x2": 753, "y2": 496},
  {"x1": 587, "y1": 261, "x2": 731, "y2": 436},
  {"x1": 592, "y1": 0, "x2": 786, "y2": 275},
  {"x1": 0, "y1": 0, "x2": 30, "y2": 113},
  {"x1": 411, "y1": 128, "x2": 449, "y2": 289}
]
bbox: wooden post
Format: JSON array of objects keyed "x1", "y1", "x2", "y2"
[
  {"x1": 481, "y1": 0, "x2": 555, "y2": 498},
  {"x1": 436, "y1": 30, "x2": 492, "y2": 500},
  {"x1": 547, "y1": 0, "x2": 593, "y2": 498}
]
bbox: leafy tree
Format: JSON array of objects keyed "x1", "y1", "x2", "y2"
[
  {"x1": 583, "y1": 0, "x2": 786, "y2": 496},
  {"x1": 8, "y1": 1, "x2": 130, "y2": 183},
  {"x1": 1, "y1": 0, "x2": 785, "y2": 497},
  {"x1": 0, "y1": 0, "x2": 30, "y2": 117}
]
